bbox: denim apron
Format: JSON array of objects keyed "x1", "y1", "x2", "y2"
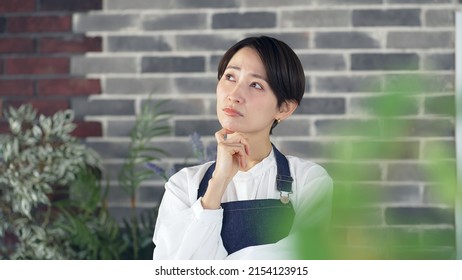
[{"x1": 197, "y1": 144, "x2": 295, "y2": 255}]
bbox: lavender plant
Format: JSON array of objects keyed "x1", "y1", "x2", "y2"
[{"x1": 146, "y1": 131, "x2": 216, "y2": 182}]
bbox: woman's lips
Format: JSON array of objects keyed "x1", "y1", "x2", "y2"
[{"x1": 223, "y1": 108, "x2": 243, "y2": 117}]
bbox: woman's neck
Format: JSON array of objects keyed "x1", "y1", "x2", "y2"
[{"x1": 237, "y1": 133, "x2": 273, "y2": 171}]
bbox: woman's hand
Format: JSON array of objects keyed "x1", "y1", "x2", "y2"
[
  {"x1": 201, "y1": 128, "x2": 250, "y2": 209},
  {"x1": 213, "y1": 128, "x2": 250, "y2": 184}
]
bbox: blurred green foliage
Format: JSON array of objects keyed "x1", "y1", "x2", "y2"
[{"x1": 295, "y1": 75, "x2": 457, "y2": 259}]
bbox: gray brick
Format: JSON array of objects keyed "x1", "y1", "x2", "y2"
[
  {"x1": 210, "y1": 55, "x2": 223, "y2": 73},
  {"x1": 103, "y1": 162, "x2": 170, "y2": 181},
  {"x1": 142, "y1": 56, "x2": 205, "y2": 73},
  {"x1": 106, "y1": 186, "x2": 131, "y2": 204},
  {"x1": 137, "y1": 185, "x2": 165, "y2": 204},
  {"x1": 392, "y1": 119, "x2": 454, "y2": 137},
  {"x1": 176, "y1": 34, "x2": 240, "y2": 51},
  {"x1": 72, "y1": 98, "x2": 135, "y2": 118},
  {"x1": 106, "y1": 0, "x2": 173, "y2": 10},
  {"x1": 387, "y1": 163, "x2": 436, "y2": 182},
  {"x1": 315, "y1": 32, "x2": 380, "y2": 49},
  {"x1": 174, "y1": 76, "x2": 217, "y2": 94},
  {"x1": 324, "y1": 162, "x2": 382, "y2": 181},
  {"x1": 422, "y1": 140, "x2": 455, "y2": 160},
  {"x1": 71, "y1": 57, "x2": 136, "y2": 74},
  {"x1": 271, "y1": 119, "x2": 311, "y2": 137},
  {"x1": 425, "y1": 10, "x2": 455, "y2": 27},
  {"x1": 350, "y1": 96, "x2": 419, "y2": 116},
  {"x1": 351, "y1": 53, "x2": 419, "y2": 71},
  {"x1": 212, "y1": 12, "x2": 276, "y2": 29},
  {"x1": 74, "y1": 14, "x2": 138, "y2": 32},
  {"x1": 107, "y1": 120, "x2": 135, "y2": 137},
  {"x1": 108, "y1": 36, "x2": 173, "y2": 52},
  {"x1": 388, "y1": 0, "x2": 451, "y2": 3},
  {"x1": 295, "y1": 97, "x2": 346, "y2": 115},
  {"x1": 278, "y1": 140, "x2": 335, "y2": 158},
  {"x1": 142, "y1": 99, "x2": 209, "y2": 115},
  {"x1": 315, "y1": 119, "x2": 380, "y2": 137},
  {"x1": 316, "y1": 75, "x2": 383, "y2": 93},
  {"x1": 424, "y1": 95, "x2": 455, "y2": 116},
  {"x1": 352, "y1": 9, "x2": 421, "y2": 27},
  {"x1": 349, "y1": 140, "x2": 420, "y2": 160},
  {"x1": 101, "y1": 163, "x2": 122, "y2": 181},
  {"x1": 94, "y1": 140, "x2": 192, "y2": 161},
  {"x1": 107, "y1": 0, "x2": 238, "y2": 9},
  {"x1": 424, "y1": 53, "x2": 454, "y2": 70},
  {"x1": 142, "y1": 13, "x2": 207, "y2": 31},
  {"x1": 85, "y1": 141, "x2": 131, "y2": 159},
  {"x1": 244, "y1": 32, "x2": 310, "y2": 49},
  {"x1": 349, "y1": 184, "x2": 421, "y2": 204},
  {"x1": 281, "y1": 10, "x2": 351, "y2": 28},
  {"x1": 242, "y1": 0, "x2": 315, "y2": 7},
  {"x1": 317, "y1": 0, "x2": 383, "y2": 4},
  {"x1": 108, "y1": 207, "x2": 156, "y2": 224},
  {"x1": 384, "y1": 74, "x2": 454, "y2": 93},
  {"x1": 175, "y1": 120, "x2": 221, "y2": 136},
  {"x1": 304, "y1": 78, "x2": 311, "y2": 93},
  {"x1": 385, "y1": 207, "x2": 454, "y2": 225},
  {"x1": 151, "y1": 140, "x2": 196, "y2": 157},
  {"x1": 106, "y1": 78, "x2": 173, "y2": 95},
  {"x1": 176, "y1": 0, "x2": 239, "y2": 8},
  {"x1": 206, "y1": 99, "x2": 216, "y2": 115},
  {"x1": 387, "y1": 32, "x2": 452, "y2": 49},
  {"x1": 299, "y1": 54, "x2": 346, "y2": 71}
]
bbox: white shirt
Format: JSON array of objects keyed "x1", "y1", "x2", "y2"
[{"x1": 152, "y1": 149, "x2": 333, "y2": 260}]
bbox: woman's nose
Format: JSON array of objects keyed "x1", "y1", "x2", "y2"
[{"x1": 227, "y1": 84, "x2": 244, "y2": 103}]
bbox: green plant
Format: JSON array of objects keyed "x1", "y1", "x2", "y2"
[
  {"x1": 54, "y1": 167, "x2": 127, "y2": 259},
  {"x1": 0, "y1": 104, "x2": 100, "y2": 259},
  {"x1": 118, "y1": 99, "x2": 171, "y2": 259},
  {"x1": 294, "y1": 75, "x2": 457, "y2": 260}
]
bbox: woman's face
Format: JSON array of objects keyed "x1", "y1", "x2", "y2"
[{"x1": 216, "y1": 47, "x2": 280, "y2": 135}]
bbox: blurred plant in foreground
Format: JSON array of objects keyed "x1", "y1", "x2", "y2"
[{"x1": 295, "y1": 75, "x2": 457, "y2": 260}]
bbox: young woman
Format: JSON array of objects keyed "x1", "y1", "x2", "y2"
[{"x1": 152, "y1": 36, "x2": 333, "y2": 260}]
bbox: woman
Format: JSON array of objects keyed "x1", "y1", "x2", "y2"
[{"x1": 152, "y1": 36, "x2": 333, "y2": 260}]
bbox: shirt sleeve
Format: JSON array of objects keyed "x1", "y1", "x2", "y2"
[{"x1": 152, "y1": 166, "x2": 228, "y2": 260}]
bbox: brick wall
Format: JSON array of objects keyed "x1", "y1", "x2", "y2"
[
  {"x1": 0, "y1": 0, "x2": 103, "y2": 136},
  {"x1": 1, "y1": 0, "x2": 461, "y2": 258}
]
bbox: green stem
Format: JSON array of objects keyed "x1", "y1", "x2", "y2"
[{"x1": 130, "y1": 195, "x2": 139, "y2": 259}]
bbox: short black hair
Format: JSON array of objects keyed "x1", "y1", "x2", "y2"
[{"x1": 217, "y1": 36, "x2": 305, "y2": 132}]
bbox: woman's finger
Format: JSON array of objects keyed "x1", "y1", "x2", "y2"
[{"x1": 215, "y1": 128, "x2": 234, "y2": 143}]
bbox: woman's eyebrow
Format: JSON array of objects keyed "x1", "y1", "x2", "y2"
[{"x1": 226, "y1": 65, "x2": 268, "y2": 82}]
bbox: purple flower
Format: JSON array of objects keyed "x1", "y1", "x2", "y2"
[
  {"x1": 190, "y1": 132, "x2": 205, "y2": 163},
  {"x1": 146, "y1": 162, "x2": 168, "y2": 181},
  {"x1": 166, "y1": 166, "x2": 177, "y2": 179}
]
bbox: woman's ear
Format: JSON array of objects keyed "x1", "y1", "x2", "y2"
[{"x1": 277, "y1": 100, "x2": 298, "y2": 121}]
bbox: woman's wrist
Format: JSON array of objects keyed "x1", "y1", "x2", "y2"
[{"x1": 201, "y1": 177, "x2": 228, "y2": 209}]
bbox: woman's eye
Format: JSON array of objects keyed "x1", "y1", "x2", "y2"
[
  {"x1": 251, "y1": 82, "x2": 263, "y2": 90},
  {"x1": 225, "y1": 74, "x2": 235, "y2": 81}
]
